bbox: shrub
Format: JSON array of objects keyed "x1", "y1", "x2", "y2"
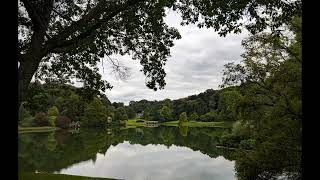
[
  {"x1": 48, "y1": 116, "x2": 57, "y2": 127},
  {"x1": 199, "y1": 111, "x2": 218, "y2": 122},
  {"x1": 35, "y1": 112, "x2": 48, "y2": 126},
  {"x1": 19, "y1": 117, "x2": 36, "y2": 127},
  {"x1": 178, "y1": 112, "x2": 188, "y2": 126},
  {"x1": 56, "y1": 115, "x2": 71, "y2": 129},
  {"x1": 189, "y1": 112, "x2": 199, "y2": 121},
  {"x1": 47, "y1": 106, "x2": 59, "y2": 117}
]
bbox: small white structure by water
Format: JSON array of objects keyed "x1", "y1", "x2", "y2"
[{"x1": 144, "y1": 121, "x2": 159, "y2": 127}]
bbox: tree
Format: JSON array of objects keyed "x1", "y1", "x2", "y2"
[
  {"x1": 189, "y1": 112, "x2": 199, "y2": 122},
  {"x1": 56, "y1": 115, "x2": 72, "y2": 129},
  {"x1": 178, "y1": 112, "x2": 188, "y2": 126},
  {"x1": 216, "y1": 89, "x2": 242, "y2": 121},
  {"x1": 125, "y1": 106, "x2": 136, "y2": 119},
  {"x1": 27, "y1": 93, "x2": 49, "y2": 115},
  {"x1": 54, "y1": 97, "x2": 65, "y2": 113},
  {"x1": 47, "y1": 106, "x2": 59, "y2": 127},
  {"x1": 112, "y1": 102, "x2": 124, "y2": 108},
  {"x1": 18, "y1": 0, "x2": 301, "y2": 104},
  {"x1": 221, "y1": 16, "x2": 301, "y2": 122},
  {"x1": 47, "y1": 106, "x2": 59, "y2": 117},
  {"x1": 35, "y1": 112, "x2": 48, "y2": 126},
  {"x1": 63, "y1": 93, "x2": 85, "y2": 121},
  {"x1": 221, "y1": 15, "x2": 302, "y2": 179},
  {"x1": 114, "y1": 107, "x2": 128, "y2": 121},
  {"x1": 129, "y1": 100, "x2": 150, "y2": 113},
  {"x1": 100, "y1": 94, "x2": 112, "y2": 107},
  {"x1": 199, "y1": 111, "x2": 218, "y2": 122},
  {"x1": 159, "y1": 105, "x2": 173, "y2": 121},
  {"x1": 81, "y1": 97, "x2": 108, "y2": 127}
]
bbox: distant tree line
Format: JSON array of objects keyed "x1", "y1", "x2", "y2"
[
  {"x1": 18, "y1": 81, "x2": 136, "y2": 128},
  {"x1": 128, "y1": 87, "x2": 241, "y2": 122}
]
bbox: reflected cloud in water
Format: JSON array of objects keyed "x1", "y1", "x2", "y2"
[{"x1": 59, "y1": 141, "x2": 235, "y2": 180}]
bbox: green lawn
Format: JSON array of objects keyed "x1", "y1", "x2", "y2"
[
  {"x1": 18, "y1": 126, "x2": 60, "y2": 134},
  {"x1": 19, "y1": 172, "x2": 118, "y2": 180},
  {"x1": 123, "y1": 119, "x2": 233, "y2": 128},
  {"x1": 161, "y1": 120, "x2": 179, "y2": 126},
  {"x1": 161, "y1": 121, "x2": 233, "y2": 128},
  {"x1": 125, "y1": 119, "x2": 145, "y2": 127}
]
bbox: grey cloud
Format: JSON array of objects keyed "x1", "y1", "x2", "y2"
[{"x1": 100, "y1": 10, "x2": 248, "y2": 104}]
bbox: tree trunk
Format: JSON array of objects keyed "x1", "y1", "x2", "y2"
[
  {"x1": 18, "y1": 55, "x2": 42, "y2": 106},
  {"x1": 18, "y1": 0, "x2": 54, "y2": 106}
]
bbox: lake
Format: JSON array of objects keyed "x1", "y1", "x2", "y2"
[{"x1": 19, "y1": 126, "x2": 240, "y2": 180}]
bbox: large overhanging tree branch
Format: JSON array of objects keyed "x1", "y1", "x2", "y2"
[
  {"x1": 45, "y1": 0, "x2": 146, "y2": 53},
  {"x1": 18, "y1": 0, "x2": 301, "y2": 104}
]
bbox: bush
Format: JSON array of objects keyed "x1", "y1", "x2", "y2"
[
  {"x1": 136, "y1": 120, "x2": 144, "y2": 123},
  {"x1": 199, "y1": 111, "x2": 218, "y2": 122},
  {"x1": 178, "y1": 112, "x2": 188, "y2": 126},
  {"x1": 19, "y1": 117, "x2": 36, "y2": 127},
  {"x1": 189, "y1": 112, "x2": 199, "y2": 121},
  {"x1": 47, "y1": 106, "x2": 59, "y2": 117},
  {"x1": 35, "y1": 112, "x2": 48, "y2": 126},
  {"x1": 48, "y1": 116, "x2": 57, "y2": 127},
  {"x1": 56, "y1": 115, "x2": 71, "y2": 129}
]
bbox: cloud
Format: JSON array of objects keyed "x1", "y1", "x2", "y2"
[{"x1": 100, "y1": 9, "x2": 248, "y2": 104}]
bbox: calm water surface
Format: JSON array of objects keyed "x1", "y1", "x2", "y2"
[{"x1": 19, "y1": 127, "x2": 237, "y2": 180}]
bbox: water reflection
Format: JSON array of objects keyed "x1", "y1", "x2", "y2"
[
  {"x1": 19, "y1": 127, "x2": 237, "y2": 179},
  {"x1": 179, "y1": 125, "x2": 188, "y2": 137},
  {"x1": 59, "y1": 141, "x2": 235, "y2": 180}
]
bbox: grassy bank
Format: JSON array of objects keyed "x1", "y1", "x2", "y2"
[
  {"x1": 19, "y1": 172, "x2": 117, "y2": 180},
  {"x1": 18, "y1": 126, "x2": 60, "y2": 133},
  {"x1": 161, "y1": 121, "x2": 233, "y2": 128},
  {"x1": 123, "y1": 119, "x2": 233, "y2": 128},
  {"x1": 160, "y1": 120, "x2": 179, "y2": 126},
  {"x1": 125, "y1": 119, "x2": 145, "y2": 127}
]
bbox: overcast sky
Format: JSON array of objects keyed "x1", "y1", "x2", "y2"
[{"x1": 100, "y1": 9, "x2": 248, "y2": 105}]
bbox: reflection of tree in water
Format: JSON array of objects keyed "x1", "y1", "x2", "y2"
[
  {"x1": 179, "y1": 125, "x2": 188, "y2": 137},
  {"x1": 19, "y1": 127, "x2": 234, "y2": 173},
  {"x1": 158, "y1": 127, "x2": 175, "y2": 146},
  {"x1": 19, "y1": 127, "x2": 297, "y2": 178},
  {"x1": 45, "y1": 132, "x2": 57, "y2": 151},
  {"x1": 234, "y1": 142, "x2": 301, "y2": 180}
]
